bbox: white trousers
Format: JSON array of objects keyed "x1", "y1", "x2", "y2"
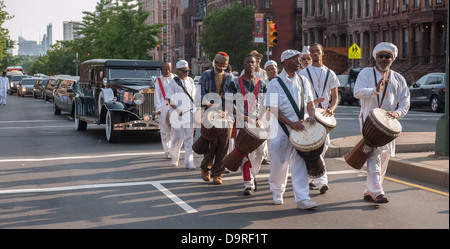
[
  {"x1": 169, "y1": 125, "x2": 194, "y2": 166},
  {"x1": 269, "y1": 135, "x2": 311, "y2": 203},
  {"x1": 311, "y1": 134, "x2": 330, "y2": 185},
  {"x1": 0, "y1": 91, "x2": 7, "y2": 104},
  {"x1": 240, "y1": 139, "x2": 266, "y2": 189},
  {"x1": 158, "y1": 108, "x2": 172, "y2": 155},
  {"x1": 364, "y1": 142, "x2": 392, "y2": 198}
]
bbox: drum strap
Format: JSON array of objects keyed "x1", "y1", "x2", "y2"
[
  {"x1": 276, "y1": 76, "x2": 305, "y2": 137},
  {"x1": 238, "y1": 76, "x2": 260, "y2": 114},
  {"x1": 157, "y1": 78, "x2": 168, "y2": 106},
  {"x1": 372, "y1": 68, "x2": 390, "y2": 108},
  {"x1": 306, "y1": 68, "x2": 330, "y2": 109},
  {"x1": 174, "y1": 77, "x2": 194, "y2": 103}
]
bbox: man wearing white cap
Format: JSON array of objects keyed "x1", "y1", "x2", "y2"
[
  {"x1": 298, "y1": 43, "x2": 339, "y2": 194},
  {"x1": 353, "y1": 42, "x2": 410, "y2": 203},
  {"x1": 299, "y1": 46, "x2": 312, "y2": 70},
  {"x1": 166, "y1": 60, "x2": 197, "y2": 169},
  {"x1": 265, "y1": 50, "x2": 318, "y2": 209},
  {"x1": 155, "y1": 62, "x2": 174, "y2": 158}
]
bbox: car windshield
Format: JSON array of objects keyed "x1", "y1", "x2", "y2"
[
  {"x1": 21, "y1": 80, "x2": 37, "y2": 85},
  {"x1": 11, "y1": 75, "x2": 30, "y2": 81},
  {"x1": 108, "y1": 68, "x2": 161, "y2": 85}
]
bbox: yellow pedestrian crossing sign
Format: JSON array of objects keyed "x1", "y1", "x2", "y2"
[{"x1": 348, "y1": 43, "x2": 361, "y2": 59}]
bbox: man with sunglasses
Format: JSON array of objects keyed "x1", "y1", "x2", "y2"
[
  {"x1": 353, "y1": 42, "x2": 410, "y2": 203},
  {"x1": 166, "y1": 60, "x2": 197, "y2": 170},
  {"x1": 298, "y1": 43, "x2": 340, "y2": 195},
  {"x1": 299, "y1": 46, "x2": 312, "y2": 70},
  {"x1": 198, "y1": 52, "x2": 234, "y2": 185}
]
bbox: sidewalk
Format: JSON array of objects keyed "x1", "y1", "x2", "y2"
[{"x1": 327, "y1": 132, "x2": 449, "y2": 187}]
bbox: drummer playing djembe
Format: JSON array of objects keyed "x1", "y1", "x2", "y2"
[
  {"x1": 265, "y1": 50, "x2": 319, "y2": 209},
  {"x1": 353, "y1": 42, "x2": 410, "y2": 203}
]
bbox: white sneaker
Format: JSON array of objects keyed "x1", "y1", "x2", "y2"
[
  {"x1": 166, "y1": 153, "x2": 172, "y2": 159},
  {"x1": 297, "y1": 199, "x2": 318, "y2": 210},
  {"x1": 273, "y1": 195, "x2": 284, "y2": 205},
  {"x1": 186, "y1": 163, "x2": 196, "y2": 170},
  {"x1": 171, "y1": 161, "x2": 178, "y2": 167}
]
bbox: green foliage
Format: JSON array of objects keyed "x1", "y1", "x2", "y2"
[
  {"x1": 200, "y1": 3, "x2": 262, "y2": 71},
  {"x1": 0, "y1": 0, "x2": 14, "y2": 70}
]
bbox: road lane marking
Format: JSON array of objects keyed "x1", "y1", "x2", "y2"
[
  {"x1": 0, "y1": 152, "x2": 169, "y2": 163},
  {"x1": 0, "y1": 125, "x2": 73, "y2": 130},
  {"x1": 384, "y1": 176, "x2": 449, "y2": 197},
  {"x1": 153, "y1": 183, "x2": 198, "y2": 214}
]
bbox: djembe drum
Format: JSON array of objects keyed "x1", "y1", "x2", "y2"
[
  {"x1": 192, "y1": 111, "x2": 229, "y2": 155},
  {"x1": 345, "y1": 108, "x2": 402, "y2": 169},
  {"x1": 222, "y1": 122, "x2": 269, "y2": 172},
  {"x1": 314, "y1": 108, "x2": 337, "y2": 133},
  {"x1": 290, "y1": 122, "x2": 327, "y2": 178}
]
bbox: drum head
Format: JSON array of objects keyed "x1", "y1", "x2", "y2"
[
  {"x1": 314, "y1": 108, "x2": 337, "y2": 128},
  {"x1": 245, "y1": 121, "x2": 269, "y2": 140},
  {"x1": 290, "y1": 122, "x2": 327, "y2": 152},
  {"x1": 204, "y1": 111, "x2": 232, "y2": 129},
  {"x1": 370, "y1": 108, "x2": 402, "y2": 135}
]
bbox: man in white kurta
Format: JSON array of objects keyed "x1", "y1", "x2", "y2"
[
  {"x1": 166, "y1": 60, "x2": 197, "y2": 169},
  {"x1": 265, "y1": 50, "x2": 317, "y2": 209},
  {"x1": 155, "y1": 62, "x2": 174, "y2": 158},
  {"x1": 353, "y1": 42, "x2": 410, "y2": 203},
  {"x1": 0, "y1": 72, "x2": 10, "y2": 105},
  {"x1": 298, "y1": 43, "x2": 340, "y2": 194}
]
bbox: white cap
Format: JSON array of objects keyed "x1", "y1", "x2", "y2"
[
  {"x1": 264, "y1": 60, "x2": 278, "y2": 69},
  {"x1": 301, "y1": 46, "x2": 310, "y2": 55},
  {"x1": 176, "y1": 60, "x2": 189, "y2": 69},
  {"x1": 373, "y1": 42, "x2": 398, "y2": 60},
  {"x1": 281, "y1": 50, "x2": 301, "y2": 62}
]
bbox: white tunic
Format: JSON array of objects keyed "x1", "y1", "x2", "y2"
[
  {"x1": 298, "y1": 65, "x2": 340, "y2": 109},
  {"x1": 155, "y1": 74, "x2": 174, "y2": 113},
  {"x1": 166, "y1": 76, "x2": 197, "y2": 126},
  {"x1": 0, "y1": 77, "x2": 10, "y2": 96}
]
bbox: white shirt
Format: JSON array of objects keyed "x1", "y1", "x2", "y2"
[
  {"x1": 166, "y1": 76, "x2": 197, "y2": 124},
  {"x1": 0, "y1": 77, "x2": 10, "y2": 92},
  {"x1": 154, "y1": 73, "x2": 174, "y2": 112},
  {"x1": 353, "y1": 67, "x2": 410, "y2": 122},
  {"x1": 265, "y1": 69, "x2": 314, "y2": 137},
  {"x1": 299, "y1": 65, "x2": 340, "y2": 109}
]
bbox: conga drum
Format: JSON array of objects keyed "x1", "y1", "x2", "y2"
[
  {"x1": 222, "y1": 122, "x2": 269, "y2": 172},
  {"x1": 314, "y1": 108, "x2": 337, "y2": 133},
  {"x1": 192, "y1": 111, "x2": 229, "y2": 155},
  {"x1": 345, "y1": 108, "x2": 402, "y2": 169},
  {"x1": 290, "y1": 122, "x2": 327, "y2": 178}
]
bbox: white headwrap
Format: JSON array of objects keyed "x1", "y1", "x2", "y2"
[
  {"x1": 264, "y1": 60, "x2": 278, "y2": 69},
  {"x1": 301, "y1": 46, "x2": 310, "y2": 55},
  {"x1": 281, "y1": 50, "x2": 301, "y2": 62},
  {"x1": 373, "y1": 42, "x2": 398, "y2": 60},
  {"x1": 176, "y1": 60, "x2": 189, "y2": 69}
]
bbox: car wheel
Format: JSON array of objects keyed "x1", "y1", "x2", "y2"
[
  {"x1": 74, "y1": 102, "x2": 87, "y2": 131},
  {"x1": 54, "y1": 103, "x2": 61, "y2": 115},
  {"x1": 430, "y1": 96, "x2": 440, "y2": 112},
  {"x1": 106, "y1": 110, "x2": 121, "y2": 143}
]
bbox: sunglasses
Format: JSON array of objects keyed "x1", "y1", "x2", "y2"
[
  {"x1": 178, "y1": 69, "x2": 190, "y2": 73},
  {"x1": 377, "y1": 54, "x2": 392, "y2": 59}
]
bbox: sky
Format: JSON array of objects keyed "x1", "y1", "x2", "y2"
[{"x1": 3, "y1": 0, "x2": 99, "y2": 55}]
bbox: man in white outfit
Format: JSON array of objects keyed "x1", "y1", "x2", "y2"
[
  {"x1": 155, "y1": 62, "x2": 174, "y2": 158},
  {"x1": 265, "y1": 50, "x2": 318, "y2": 209},
  {"x1": 0, "y1": 72, "x2": 10, "y2": 105},
  {"x1": 166, "y1": 60, "x2": 197, "y2": 170},
  {"x1": 353, "y1": 42, "x2": 410, "y2": 203},
  {"x1": 298, "y1": 43, "x2": 340, "y2": 194}
]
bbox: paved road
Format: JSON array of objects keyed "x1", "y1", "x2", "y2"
[{"x1": 0, "y1": 96, "x2": 448, "y2": 233}]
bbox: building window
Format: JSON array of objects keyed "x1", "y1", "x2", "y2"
[
  {"x1": 413, "y1": 26, "x2": 419, "y2": 55},
  {"x1": 374, "y1": 31, "x2": 379, "y2": 45},
  {"x1": 366, "y1": 0, "x2": 370, "y2": 17},
  {"x1": 319, "y1": 0, "x2": 323, "y2": 15},
  {"x1": 312, "y1": 0, "x2": 315, "y2": 16},
  {"x1": 329, "y1": 3, "x2": 333, "y2": 23},
  {"x1": 304, "y1": 32, "x2": 309, "y2": 46},
  {"x1": 342, "y1": 0, "x2": 347, "y2": 21},
  {"x1": 402, "y1": 27, "x2": 408, "y2": 58},
  {"x1": 336, "y1": 2, "x2": 340, "y2": 22},
  {"x1": 383, "y1": 30, "x2": 388, "y2": 41},
  {"x1": 392, "y1": 29, "x2": 398, "y2": 45},
  {"x1": 357, "y1": 0, "x2": 362, "y2": 18},
  {"x1": 413, "y1": 0, "x2": 419, "y2": 8},
  {"x1": 393, "y1": 0, "x2": 398, "y2": 12},
  {"x1": 425, "y1": 0, "x2": 430, "y2": 6},
  {"x1": 350, "y1": 0, "x2": 354, "y2": 19},
  {"x1": 436, "y1": 0, "x2": 443, "y2": 4},
  {"x1": 163, "y1": 10, "x2": 167, "y2": 20},
  {"x1": 304, "y1": 0, "x2": 308, "y2": 17}
]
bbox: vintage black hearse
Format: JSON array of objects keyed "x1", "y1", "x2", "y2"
[{"x1": 74, "y1": 59, "x2": 162, "y2": 142}]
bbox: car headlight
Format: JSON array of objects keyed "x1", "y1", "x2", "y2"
[{"x1": 133, "y1": 93, "x2": 144, "y2": 105}]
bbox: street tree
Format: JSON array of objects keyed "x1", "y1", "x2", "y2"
[
  {"x1": 200, "y1": 3, "x2": 262, "y2": 72},
  {"x1": 0, "y1": 0, "x2": 13, "y2": 70}
]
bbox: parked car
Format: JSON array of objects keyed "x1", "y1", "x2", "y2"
[
  {"x1": 409, "y1": 72, "x2": 446, "y2": 112},
  {"x1": 74, "y1": 59, "x2": 162, "y2": 143},
  {"x1": 337, "y1": 68, "x2": 362, "y2": 105},
  {"x1": 54, "y1": 76, "x2": 80, "y2": 117},
  {"x1": 17, "y1": 78, "x2": 40, "y2": 97},
  {"x1": 43, "y1": 77, "x2": 60, "y2": 101},
  {"x1": 7, "y1": 74, "x2": 30, "y2": 95},
  {"x1": 33, "y1": 78, "x2": 50, "y2": 99}
]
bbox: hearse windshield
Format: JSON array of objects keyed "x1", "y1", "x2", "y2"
[{"x1": 108, "y1": 68, "x2": 161, "y2": 85}]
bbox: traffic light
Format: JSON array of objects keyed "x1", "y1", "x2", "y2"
[
  {"x1": 156, "y1": 44, "x2": 160, "y2": 51},
  {"x1": 268, "y1": 21, "x2": 278, "y2": 47}
]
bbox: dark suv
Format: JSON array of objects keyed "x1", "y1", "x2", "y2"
[
  {"x1": 74, "y1": 59, "x2": 162, "y2": 142},
  {"x1": 409, "y1": 72, "x2": 446, "y2": 112}
]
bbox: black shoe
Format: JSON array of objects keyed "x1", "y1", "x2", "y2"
[
  {"x1": 244, "y1": 187, "x2": 254, "y2": 195},
  {"x1": 374, "y1": 194, "x2": 389, "y2": 203}
]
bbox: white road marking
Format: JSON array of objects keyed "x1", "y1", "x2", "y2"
[
  {"x1": 0, "y1": 125, "x2": 73, "y2": 130},
  {"x1": 0, "y1": 152, "x2": 169, "y2": 163},
  {"x1": 153, "y1": 183, "x2": 198, "y2": 214}
]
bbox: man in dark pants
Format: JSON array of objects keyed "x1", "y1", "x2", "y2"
[{"x1": 199, "y1": 52, "x2": 234, "y2": 184}]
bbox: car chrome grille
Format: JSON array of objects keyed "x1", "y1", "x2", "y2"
[{"x1": 138, "y1": 92, "x2": 155, "y2": 118}]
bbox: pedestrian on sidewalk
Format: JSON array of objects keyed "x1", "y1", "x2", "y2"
[
  {"x1": 298, "y1": 43, "x2": 340, "y2": 194},
  {"x1": 353, "y1": 42, "x2": 410, "y2": 203},
  {"x1": 0, "y1": 72, "x2": 10, "y2": 105}
]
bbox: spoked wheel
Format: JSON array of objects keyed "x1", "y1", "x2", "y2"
[{"x1": 106, "y1": 110, "x2": 121, "y2": 143}]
